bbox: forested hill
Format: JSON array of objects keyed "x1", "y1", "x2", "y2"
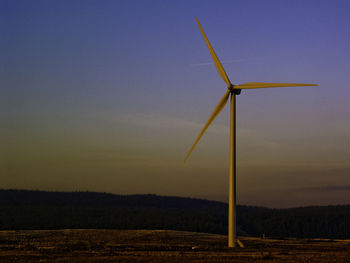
[{"x1": 0, "y1": 190, "x2": 349, "y2": 239}]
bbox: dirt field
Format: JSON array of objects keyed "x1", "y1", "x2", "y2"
[{"x1": 0, "y1": 229, "x2": 349, "y2": 262}]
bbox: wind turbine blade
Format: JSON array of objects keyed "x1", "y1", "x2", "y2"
[
  {"x1": 235, "y1": 82, "x2": 318, "y2": 89},
  {"x1": 196, "y1": 17, "x2": 231, "y2": 87},
  {"x1": 185, "y1": 90, "x2": 230, "y2": 162}
]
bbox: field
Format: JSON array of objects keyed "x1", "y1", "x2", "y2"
[{"x1": 0, "y1": 229, "x2": 349, "y2": 262}]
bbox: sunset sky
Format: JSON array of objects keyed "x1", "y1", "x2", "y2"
[{"x1": 2, "y1": 0, "x2": 350, "y2": 208}]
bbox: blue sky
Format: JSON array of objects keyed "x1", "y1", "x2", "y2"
[{"x1": 2, "y1": 0, "x2": 350, "y2": 207}]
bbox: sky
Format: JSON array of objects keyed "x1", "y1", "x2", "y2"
[{"x1": 1, "y1": 0, "x2": 350, "y2": 208}]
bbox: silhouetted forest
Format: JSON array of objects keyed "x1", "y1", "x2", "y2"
[{"x1": 0, "y1": 190, "x2": 349, "y2": 239}]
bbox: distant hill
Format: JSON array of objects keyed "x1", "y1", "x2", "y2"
[{"x1": 0, "y1": 190, "x2": 349, "y2": 239}]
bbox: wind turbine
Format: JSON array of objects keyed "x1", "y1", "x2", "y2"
[{"x1": 185, "y1": 18, "x2": 318, "y2": 248}]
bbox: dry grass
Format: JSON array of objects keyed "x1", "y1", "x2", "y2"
[{"x1": 0, "y1": 229, "x2": 349, "y2": 262}]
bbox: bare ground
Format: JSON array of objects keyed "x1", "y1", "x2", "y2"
[{"x1": 0, "y1": 229, "x2": 349, "y2": 262}]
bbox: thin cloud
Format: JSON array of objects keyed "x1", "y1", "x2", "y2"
[
  {"x1": 299, "y1": 185, "x2": 350, "y2": 192},
  {"x1": 190, "y1": 57, "x2": 262, "y2": 67},
  {"x1": 113, "y1": 113, "x2": 228, "y2": 135},
  {"x1": 111, "y1": 113, "x2": 293, "y2": 152}
]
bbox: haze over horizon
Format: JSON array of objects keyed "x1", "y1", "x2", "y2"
[{"x1": 2, "y1": 0, "x2": 350, "y2": 208}]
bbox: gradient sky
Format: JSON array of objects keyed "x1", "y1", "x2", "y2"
[{"x1": 2, "y1": 0, "x2": 350, "y2": 208}]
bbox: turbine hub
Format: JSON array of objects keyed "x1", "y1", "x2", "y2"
[{"x1": 228, "y1": 85, "x2": 241, "y2": 95}]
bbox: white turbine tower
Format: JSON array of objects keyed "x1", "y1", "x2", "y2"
[{"x1": 185, "y1": 18, "x2": 318, "y2": 248}]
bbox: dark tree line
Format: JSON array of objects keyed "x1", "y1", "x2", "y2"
[{"x1": 0, "y1": 190, "x2": 349, "y2": 239}]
